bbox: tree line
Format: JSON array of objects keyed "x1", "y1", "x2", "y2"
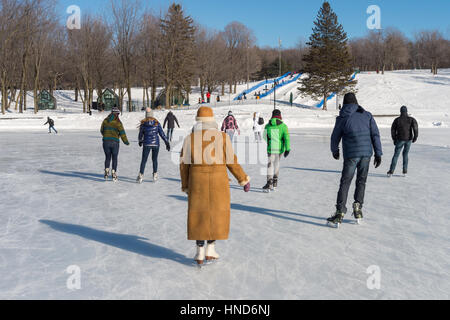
[{"x1": 0, "y1": 0, "x2": 449, "y2": 114}]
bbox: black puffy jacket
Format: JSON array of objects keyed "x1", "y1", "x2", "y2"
[
  {"x1": 391, "y1": 109, "x2": 419, "y2": 142},
  {"x1": 163, "y1": 112, "x2": 180, "y2": 129}
]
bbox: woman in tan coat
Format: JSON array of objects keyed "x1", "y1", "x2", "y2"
[{"x1": 180, "y1": 107, "x2": 251, "y2": 265}]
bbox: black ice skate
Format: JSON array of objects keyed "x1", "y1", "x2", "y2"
[
  {"x1": 327, "y1": 211, "x2": 345, "y2": 228},
  {"x1": 273, "y1": 176, "x2": 279, "y2": 190},
  {"x1": 353, "y1": 203, "x2": 364, "y2": 225},
  {"x1": 262, "y1": 179, "x2": 274, "y2": 193}
]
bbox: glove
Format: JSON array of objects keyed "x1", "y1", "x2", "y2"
[
  {"x1": 139, "y1": 142, "x2": 143, "y2": 147},
  {"x1": 393, "y1": 140, "x2": 397, "y2": 146},
  {"x1": 166, "y1": 142, "x2": 171, "y2": 152},
  {"x1": 284, "y1": 151, "x2": 290, "y2": 158},
  {"x1": 333, "y1": 152, "x2": 340, "y2": 160},
  {"x1": 244, "y1": 183, "x2": 250, "y2": 193},
  {"x1": 125, "y1": 141, "x2": 130, "y2": 146},
  {"x1": 413, "y1": 138, "x2": 417, "y2": 144},
  {"x1": 374, "y1": 156, "x2": 382, "y2": 169}
]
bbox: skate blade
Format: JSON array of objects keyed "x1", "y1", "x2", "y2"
[{"x1": 327, "y1": 221, "x2": 341, "y2": 229}]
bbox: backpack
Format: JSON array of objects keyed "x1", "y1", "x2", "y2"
[{"x1": 258, "y1": 117, "x2": 264, "y2": 126}]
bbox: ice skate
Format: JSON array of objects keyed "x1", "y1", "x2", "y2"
[
  {"x1": 194, "y1": 246, "x2": 206, "y2": 266},
  {"x1": 206, "y1": 242, "x2": 220, "y2": 262},
  {"x1": 153, "y1": 173, "x2": 159, "y2": 182},
  {"x1": 273, "y1": 176, "x2": 279, "y2": 190},
  {"x1": 136, "y1": 173, "x2": 143, "y2": 184},
  {"x1": 104, "y1": 168, "x2": 110, "y2": 181},
  {"x1": 403, "y1": 170, "x2": 408, "y2": 178},
  {"x1": 262, "y1": 179, "x2": 274, "y2": 193},
  {"x1": 327, "y1": 211, "x2": 345, "y2": 228},
  {"x1": 112, "y1": 170, "x2": 118, "y2": 183},
  {"x1": 353, "y1": 203, "x2": 364, "y2": 225},
  {"x1": 387, "y1": 171, "x2": 394, "y2": 178}
]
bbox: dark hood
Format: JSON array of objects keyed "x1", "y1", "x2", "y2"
[
  {"x1": 343, "y1": 93, "x2": 358, "y2": 105},
  {"x1": 339, "y1": 103, "x2": 360, "y2": 118},
  {"x1": 400, "y1": 106, "x2": 408, "y2": 116}
]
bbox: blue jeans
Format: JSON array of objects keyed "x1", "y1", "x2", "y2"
[
  {"x1": 336, "y1": 157, "x2": 371, "y2": 213},
  {"x1": 166, "y1": 128, "x2": 174, "y2": 142},
  {"x1": 140, "y1": 146, "x2": 159, "y2": 175},
  {"x1": 390, "y1": 141, "x2": 412, "y2": 173},
  {"x1": 103, "y1": 140, "x2": 120, "y2": 171},
  {"x1": 49, "y1": 126, "x2": 57, "y2": 134}
]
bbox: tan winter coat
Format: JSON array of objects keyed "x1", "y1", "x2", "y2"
[{"x1": 180, "y1": 121, "x2": 250, "y2": 240}]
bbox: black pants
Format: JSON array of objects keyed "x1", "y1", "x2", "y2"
[
  {"x1": 336, "y1": 157, "x2": 370, "y2": 213},
  {"x1": 196, "y1": 241, "x2": 216, "y2": 247},
  {"x1": 103, "y1": 140, "x2": 120, "y2": 171}
]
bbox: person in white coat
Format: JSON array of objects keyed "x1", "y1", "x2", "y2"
[{"x1": 253, "y1": 112, "x2": 264, "y2": 143}]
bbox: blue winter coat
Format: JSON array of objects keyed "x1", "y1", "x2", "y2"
[
  {"x1": 138, "y1": 118, "x2": 169, "y2": 147},
  {"x1": 331, "y1": 104, "x2": 383, "y2": 160}
]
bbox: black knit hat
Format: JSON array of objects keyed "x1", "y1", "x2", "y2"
[
  {"x1": 343, "y1": 93, "x2": 358, "y2": 105},
  {"x1": 272, "y1": 109, "x2": 282, "y2": 118}
]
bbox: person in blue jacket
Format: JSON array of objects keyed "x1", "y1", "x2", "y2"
[
  {"x1": 328, "y1": 93, "x2": 383, "y2": 227},
  {"x1": 137, "y1": 108, "x2": 170, "y2": 184}
]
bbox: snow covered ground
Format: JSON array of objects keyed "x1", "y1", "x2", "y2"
[{"x1": 1, "y1": 69, "x2": 449, "y2": 299}]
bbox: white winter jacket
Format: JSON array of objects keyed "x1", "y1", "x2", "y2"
[{"x1": 253, "y1": 112, "x2": 263, "y2": 133}]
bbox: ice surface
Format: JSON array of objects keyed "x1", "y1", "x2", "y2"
[{"x1": 0, "y1": 128, "x2": 449, "y2": 299}]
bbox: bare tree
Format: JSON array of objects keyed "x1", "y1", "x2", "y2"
[{"x1": 110, "y1": 0, "x2": 139, "y2": 111}]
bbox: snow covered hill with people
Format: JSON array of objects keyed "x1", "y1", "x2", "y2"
[{"x1": 0, "y1": 69, "x2": 449, "y2": 299}]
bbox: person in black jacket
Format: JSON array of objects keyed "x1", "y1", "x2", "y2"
[
  {"x1": 388, "y1": 106, "x2": 419, "y2": 177},
  {"x1": 163, "y1": 111, "x2": 180, "y2": 142},
  {"x1": 44, "y1": 117, "x2": 58, "y2": 134}
]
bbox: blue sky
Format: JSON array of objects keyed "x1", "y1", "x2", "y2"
[{"x1": 57, "y1": 0, "x2": 450, "y2": 47}]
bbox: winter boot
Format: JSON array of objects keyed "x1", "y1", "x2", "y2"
[
  {"x1": 206, "y1": 242, "x2": 220, "y2": 261},
  {"x1": 262, "y1": 179, "x2": 274, "y2": 193},
  {"x1": 194, "y1": 246, "x2": 206, "y2": 265},
  {"x1": 153, "y1": 173, "x2": 159, "y2": 182},
  {"x1": 353, "y1": 203, "x2": 364, "y2": 224},
  {"x1": 136, "y1": 173, "x2": 143, "y2": 184},
  {"x1": 327, "y1": 210, "x2": 345, "y2": 228},
  {"x1": 403, "y1": 170, "x2": 408, "y2": 177},
  {"x1": 104, "y1": 168, "x2": 110, "y2": 181},
  {"x1": 387, "y1": 171, "x2": 394, "y2": 177},
  {"x1": 273, "y1": 176, "x2": 279, "y2": 190},
  {"x1": 112, "y1": 170, "x2": 118, "y2": 183}
]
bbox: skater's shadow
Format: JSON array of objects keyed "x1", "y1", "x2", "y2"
[
  {"x1": 39, "y1": 170, "x2": 136, "y2": 183},
  {"x1": 287, "y1": 167, "x2": 391, "y2": 178},
  {"x1": 39, "y1": 220, "x2": 192, "y2": 266},
  {"x1": 168, "y1": 195, "x2": 327, "y2": 228}
]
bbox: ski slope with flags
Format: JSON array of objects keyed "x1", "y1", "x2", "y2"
[{"x1": 0, "y1": 69, "x2": 449, "y2": 299}]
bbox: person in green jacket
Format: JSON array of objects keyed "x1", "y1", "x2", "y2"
[
  {"x1": 263, "y1": 109, "x2": 291, "y2": 192},
  {"x1": 100, "y1": 107, "x2": 129, "y2": 182}
]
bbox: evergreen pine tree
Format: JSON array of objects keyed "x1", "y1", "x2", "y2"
[{"x1": 299, "y1": 2, "x2": 356, "y2": 110}]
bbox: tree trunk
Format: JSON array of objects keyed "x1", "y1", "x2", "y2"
[{"x1": 323, "y1": 94, "x2": 327, "y2": 111}]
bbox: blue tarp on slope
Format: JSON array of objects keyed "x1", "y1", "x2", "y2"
[
  {"x1": 234, "y1": 72, "x2": 292, "y2": 101},
  {"x1": 259, "y1": 73, "x2": 302, "y2": 99}
]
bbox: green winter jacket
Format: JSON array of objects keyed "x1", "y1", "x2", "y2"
[
  {"x1": 100, "y1": 114, "x2": 129, "y2": 144},
  {"x1": 264, "y1": 118, "x2": 291, "y2": 154}
]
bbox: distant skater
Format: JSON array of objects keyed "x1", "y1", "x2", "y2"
[
  {"x1": 221, "y1": 111, "x2": 240, "y2": 141},
  {"x1": 100, "y1": 107, "x2": 129, "y2": 182},
  {"x1": 253, "y1": 112, "x2": 264, "y2": 143},
  {"x1": 180, "y1": 107, "x2": 250, "y2": 266},
  {"x1": 388, "y1": 106, "x2": 419, "y2": 177},
  {"x1": 137, "y1": 108, "x2": 170, "y2": 184},
  {"x1": 163, "y1": 111, "x2": 180, "y2": 143},
  {"x1": 262, "y1": 109, "x2": 291, "y2": 192},
  {"x1": 44, "y1": 117, "x2": 57, "y2": 134},
  {"x1": 329, "y1": 93, "x2": 383, "y2": 227}
]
